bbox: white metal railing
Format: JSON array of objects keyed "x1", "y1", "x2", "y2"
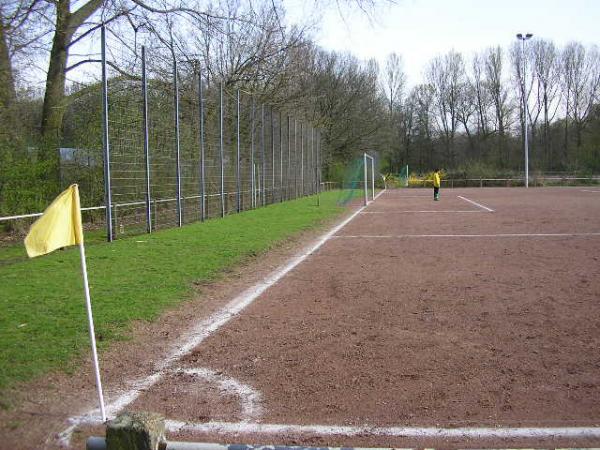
[
  {"x1": 0, "y1": 186, "x2": 328, "y2": 224},
  {"x1": 405, "y1": 176, "x2": 600, "y2": 188}
]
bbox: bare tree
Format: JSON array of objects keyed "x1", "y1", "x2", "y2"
[
  {"x1": 426, "y1": 51, "x2": 465, "y2": 167},
  {"x1": 0, "y1": 1, "x2": 53, "y2": 107},
  {"x1": 486, "y1": 45, "x2": 514, "y2": 166},
  {"x1": 381, "y1": 52, "x2": 405, "y2": 115},
  {"x1": 472, "y1": 52, "x2": 491, "y2": 140},
  {"x1": 532, "y1": 39, "x2": 561, "y2": 167},
  {"x1": 456, "y1": 78, "x2": 477, "y2": 156},
  {"x1": 410, "y1": 83, "x2": 435, "y2": 170},
  {"x1": 561, "y1": 42, "x2": 600, "y2": 152}
]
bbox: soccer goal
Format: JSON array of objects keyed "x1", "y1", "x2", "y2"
[{"x1": 363, "y1": 152, "x2": 375, "y2": 206}]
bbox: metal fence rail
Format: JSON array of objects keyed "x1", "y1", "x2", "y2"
[{"x1": 0, "y1": 184, "x2": 332, "y2": 226}]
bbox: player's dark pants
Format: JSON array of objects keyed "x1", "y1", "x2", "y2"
[{"x1": 434, "y1": 186, "x2": 439, "y2": 200}]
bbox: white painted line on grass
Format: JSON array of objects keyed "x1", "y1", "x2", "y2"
[
  {"x1": 457, "y1": 195, "x2": 495, "y2": 212},
  {"x1": 360, "y1": 210, "x2": 481, "y2": 214},
  {"x1": 165, "y1": 420, "x2": 600, "y2": 440},
  {"x1": 333, "y1": 232, "x2": 600, "y2": 239},
  {"x1": 58, "y1": 191, "x2": 386, "y2": 446}
]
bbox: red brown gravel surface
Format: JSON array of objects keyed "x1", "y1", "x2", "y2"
[
  {"x1": 4, "y1": 187, "x2": 600, "y2": 449},
  {"x1": 162, "y1": 188, "x2": 600, "y2": 448}
]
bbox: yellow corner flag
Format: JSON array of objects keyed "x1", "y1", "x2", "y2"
[
  {"x1": 23, "y1": 183, "x2": 107, "y2": 421},
  {"x1": 24, "y1": 184, "x2": 84, "y2": 258}
]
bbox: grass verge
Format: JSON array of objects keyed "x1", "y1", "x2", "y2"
[{"x1": 0, "y1": 191, "x2": 347, "y2": 392}]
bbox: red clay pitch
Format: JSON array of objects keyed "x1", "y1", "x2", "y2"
[{"x1": 129, "y1": 188, "x2": 600, "y2": 448}]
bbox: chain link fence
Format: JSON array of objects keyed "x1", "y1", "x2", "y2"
[{"x1": 1, "y1": 27, "x2": 323, "y2": 243}]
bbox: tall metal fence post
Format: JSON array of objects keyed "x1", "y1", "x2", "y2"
[
  {"x1": 294, "y1": 119, "x2": 298, "y2": 199},
  {"x1": 219, "y1": 82, "x2": 225, "y2": 217},
  {"x1": 236, "y1": 89, "x2": 241, "y2": 213},
  {"x1": 300, "y1": 122, "x2": 304, "y2": 197},
  {"x1": 100, "y1": 25, "x2": 113, "y2": 242},
  {"x1": 173, "y1": 58, "x2": 183, "y2": 227},
  {"x1": 141, "y1": 46, "x2": 152, "y2": 233},
  {"x1": 279, "y1": 111, "x2": 283, "y2": 202},
  {"x1": 271, "y1": 107, "x2": 275, "y2": 204},
  {"x1": 198, "y1": 69, "x2": 206, "y2": 221},
  {"x1": 287, "y1": 115, "x2": 291, "y2": 201},
  {"x1": 256, "y1": 163, "x2": 261, "y2": 206},
  {"x1": 252, "y1": 163, "x2": 256, "y2": 207},
  {"x1": 316, "y1": 130, "x2": 320, "y2": 206},
  {"x1": 250, "y1": 98, "x2": 255, "y2": 209},
  {"x1": 310, "y1": 127, "x2": 315, "y2": 195},
  {"x1": 261, "y1": 104, "x2": 266, "y2": 206}
]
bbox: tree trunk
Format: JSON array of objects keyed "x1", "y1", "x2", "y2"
[
  {"x1": 39, "y1": 0, "x2": 103, "y2": 182},
  {"x1": 0, "y1": 19, "x2": 16, "y2": 109},
  {"x1": 41, "y1": 0, "x2": 71, "y2": 151},
  {"x1": 543, "y1": 91, "x2": 550, "y2": 169}
]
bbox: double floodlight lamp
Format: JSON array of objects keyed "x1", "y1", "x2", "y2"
[{"x1": 516, "y1": 33, "x2": 533, "y2": 40}]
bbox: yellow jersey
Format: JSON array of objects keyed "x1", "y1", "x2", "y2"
[{"x1": 433, "y1": 172, "x2": 441, "y2": 188}]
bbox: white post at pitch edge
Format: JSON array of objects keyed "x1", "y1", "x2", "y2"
[
  {"x1": 363, "y1": 153, "x2": 368, "y2": 206},
  {"x1": 78, "y1": 241, "x2": 107, "y2": 422},
  {"x1": 371, "y1": 157, "x2": 375, "y2": 200}
]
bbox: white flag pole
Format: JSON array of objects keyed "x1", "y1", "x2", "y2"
[{"x1": 78, "y1": 240, "x2": 107, "y2": 422}]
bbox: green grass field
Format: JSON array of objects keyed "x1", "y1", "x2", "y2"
[{"x1": 0, "y1": 191, "x2": 350, "y2": 395}]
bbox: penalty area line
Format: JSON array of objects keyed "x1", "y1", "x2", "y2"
[
  {"x1": 332, "y1": 232, "x2": 600, "y2": 239},
  {"x1": 360, "y1": 210, "x2": 482, "y2": 214},
  {"x1": 165, "y1": 420, "x2": 600, "y2": 440},
  {"x1": 457, "y1": 195, "x2": 495, "y2": 212}
]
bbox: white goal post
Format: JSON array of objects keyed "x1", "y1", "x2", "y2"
[{"x1": 363, "y1": 152, "x2": 375, "y2": 206}]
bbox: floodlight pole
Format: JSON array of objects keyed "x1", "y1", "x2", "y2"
[{"x1": 517, "y1": 32, "x2": 533, "y2": 188}]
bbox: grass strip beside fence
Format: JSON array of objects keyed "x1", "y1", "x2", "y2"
[{"x1": 0, "y1": 191, "x2": 346, "y2": 394}]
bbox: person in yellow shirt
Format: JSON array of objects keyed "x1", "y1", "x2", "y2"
[{"x1": 433, "y1": 168, "x2": 441, "y2": 201}]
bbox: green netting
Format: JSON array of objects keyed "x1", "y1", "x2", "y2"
[
  {"x1": 399, "y1": 164, "x2": 409, "y2": 187},
  {"x1": 337, "y1": 158, "x2": 365, "y2": 205}
]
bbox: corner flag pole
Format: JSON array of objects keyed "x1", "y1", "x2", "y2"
[
  {"x1": 24, "y1": 184, "x2": 107, "y2": 422},
  {"x1": 78, "y1": 239, "x2": 107, "y2": 422}
]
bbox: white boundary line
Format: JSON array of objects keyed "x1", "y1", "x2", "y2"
[
  {"x1": 376, "y1": 195, "x2": 431, "y2": 198},
  {"x1": 333, "y1": 233, "x2": 600, "y2": 239},
  {"x1": 581, "y1": 189, "x2": 600, "y2": 193},
  {"x1": 58, "y1": 190, "x2": 386, "y2": 445},
  {"x1": 360, "y1": 210, "x2": 481, "y2": 214},
  {"x1": 165, "y1": 420, "x2": 600, "y2": 440},
  {"x1": 457, "y1": 195, "x2": 495, "y2": 212},
  {"x1": 179, "y1": 367, "x2": 263, "y2": 421}
]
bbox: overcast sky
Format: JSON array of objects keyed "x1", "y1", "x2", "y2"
[{"x1": 283, "y1": 0, "x2": 600, "y2": 86}]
